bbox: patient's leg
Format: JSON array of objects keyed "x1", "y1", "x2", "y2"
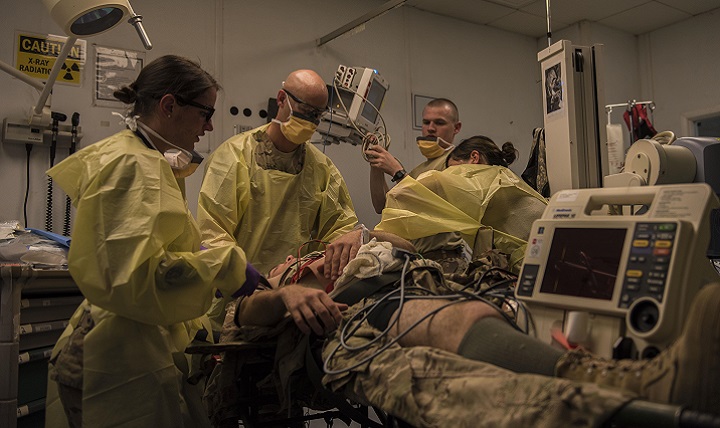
[
  {"x1": 330, "y1": 301, "x2": 633, "y2": 428},
  {"x1": 386, "y1": 299, "x2": 500, "y2": 352},
  {"x1": 386, "y1": 299, "x2": 563, "y2": 376},
  {"x1": 385, "y1": 284, "x2": 720, "y2": 413}
]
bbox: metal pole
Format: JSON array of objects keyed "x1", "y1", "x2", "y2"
[
  {"x1": 546, "y1": 0, "x2": 552, "y2": 47},
  {"x1": 317, "y1": 0, "x2": 407, "y2": 46},
  {"x1": 33, "y1": 36, "x2": 77, "y2": 116},
  {"x1": 0, "y1": 61, "x2": 45, "y2": 91}
]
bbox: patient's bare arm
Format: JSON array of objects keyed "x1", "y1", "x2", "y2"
[
  {"x1": 371, "y1": 230, "x2": 415, "y2": 252},
  {"x1": 236, "y1": 289, "x2": 288, "y2": 328},
  {"x1": 238, "y1": 229, "x2": 414, "y2": 335},
  {"x1": 237, "y1": 285, "x2": 346, "y2": 336}
]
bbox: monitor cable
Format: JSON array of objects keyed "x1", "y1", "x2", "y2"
[
  {"x1": 63, "y1": 112, "x2": 79, "y2": 236},
  {"x1": 320, "y1": 85, "x2": 335, "y2": 152},
  {"x1": 323, "y1": 254, "x2": 522, "y2": 376},
  {"x1": 45, "y1": 111, "x2": 66, "y2": 233}
]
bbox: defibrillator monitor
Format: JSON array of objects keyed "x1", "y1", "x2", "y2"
[
  {"x1": 325, "y1": 79, "x2": 387, "y2": 129},
  {"x1": 317, "y1": 65, "x2": 388, "y2": 146},
  {"x1": 328, "y1": 65, "x2": 387, "y2": 130},
  {"x1": 516, "y1": 184, "x2": 719, "y2": 348}
]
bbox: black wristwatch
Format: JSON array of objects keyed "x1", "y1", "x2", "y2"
[{"x1": 391, "y1": 169, "x2": 407, "y2": 183}]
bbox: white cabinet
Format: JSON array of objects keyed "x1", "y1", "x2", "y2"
[{"x1": 1, "y1": 265, "x2": 81, "y2": 428}]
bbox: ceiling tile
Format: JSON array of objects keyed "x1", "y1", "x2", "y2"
[
  {"x1": 486, "y1": 0, "x2": 535, "y2": 7},
  {"x1": 656, "y1": 0, "x2": 720, "y2": 15},
  {"x1": 599, "y1": 2, "x2": 692, "y2": 35},
  {"x1": 406, "y1": 0, "x2": 515, "y2": 25},
  {"x1": 489, "y1": 10, "x2": 567, "y2": 37},
  {"x1": 521, "y1": 0, "x2": 648, "y2": 23},
  {"x1": 396, "y1": 0, "x2": 719, "y2": 38}
]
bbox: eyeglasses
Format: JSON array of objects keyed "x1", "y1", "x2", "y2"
[
  {"x1": 282, "y1": 89, "x2": 326, "y2": 122},
  {"x1": 174, "y1": 94, "x2": 215, "y2": 122}
]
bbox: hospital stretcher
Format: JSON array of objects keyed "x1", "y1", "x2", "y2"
[
  {"x1": 186, "y1": 339, "x2": 410, "y2": 427},
  {"x1": 186, "y1": 338, "x2": 720, "y2": 428}
]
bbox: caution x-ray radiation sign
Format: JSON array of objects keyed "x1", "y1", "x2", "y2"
[{"x1": 15, "y1": 32, "x2": 86, "y2": 86}]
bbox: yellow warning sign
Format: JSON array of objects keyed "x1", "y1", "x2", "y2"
[{"x1": 15, "y1": 33, "x2": 86, "y2": 86}]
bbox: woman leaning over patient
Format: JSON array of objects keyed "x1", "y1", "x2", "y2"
[{"x1": 446, "y1": 134, "x2": 518, "y2": 167}]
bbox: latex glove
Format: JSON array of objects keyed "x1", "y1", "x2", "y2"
[
  {"x1": 216, "y1": 263, "x2": 263, "y2": 298},
  {"x1": 233, "y1": 262, "x2": 262, "y2": 297}
]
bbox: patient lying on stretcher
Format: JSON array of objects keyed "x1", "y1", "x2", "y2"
[{"x1": 206, "y1": 228, "x2": 720, "y2": 427}]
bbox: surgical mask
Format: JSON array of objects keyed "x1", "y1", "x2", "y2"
[
  {"x1": 136, "y1": 121, "x2": 203, "y2": 178},
  {"x1": 271, "y1": 98, "x2": 319, "y2": 145},
  {"x1": 417, "y1": 136, "x2": 453, "y2": 159}
]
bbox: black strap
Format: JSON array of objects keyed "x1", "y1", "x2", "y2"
[
  {"x1": 133, "y1": 129, "x2": 156, "y2": 150},
  {"x1": 331, "y1": 272, "x2": 402, "y2": 306},
  {"x1": 304, "y1": 336, "x2": 384, "y2": 428},
  {"x1": 301, "y1": 272, "x2": 403, "y2": 427}
]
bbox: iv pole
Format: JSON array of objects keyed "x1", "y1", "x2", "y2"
[
  {"x1": 606, "y1": 100, "x2": 655, "y2": 145},
  {"x1": 545, "y1": 0, "x2": 552, "y2": 47}
]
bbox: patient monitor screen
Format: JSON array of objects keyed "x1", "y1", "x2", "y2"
[
  {"x1": 360, "y1": 81, "x2": 386, "y2": 124},
  {"x1": 540, "y1": 227, "x2": 627, "y2": 300}
]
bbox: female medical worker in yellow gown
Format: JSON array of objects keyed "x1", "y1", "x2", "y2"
[
  {"x1": 376, "y1": 135, "x2": 547, "y2": 273},
  {"x1": 44, "y1": 55, "x2": 258, "y2": 428}
]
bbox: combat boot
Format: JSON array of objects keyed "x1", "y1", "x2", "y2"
[{"x1": 554, "y1": 283, "x2": 720, "y2": 414}]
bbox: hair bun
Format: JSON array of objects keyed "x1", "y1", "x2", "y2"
[
  {"x1": 113, "y1": 86, "x2": 137, "y2": 104},
  {"x1": 501, "y1": 141, "x2": 518, "y2": 165}
]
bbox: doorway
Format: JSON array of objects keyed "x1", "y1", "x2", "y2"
[{"x1": 694, "y1": 115, "x2": 720, "y2": 137}]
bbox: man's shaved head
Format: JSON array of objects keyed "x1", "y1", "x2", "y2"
[{"x1": 283, "y1": 69, "x2": 328, "y2": 109}]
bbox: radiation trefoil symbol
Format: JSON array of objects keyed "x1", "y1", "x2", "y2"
[{"x1": 60, "y1": 61, "x2": 80, "y2": 81}]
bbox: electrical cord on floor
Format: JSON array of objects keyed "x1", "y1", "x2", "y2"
[
  {"x1": 45, "y1": 174, "x2": 54, "y2": 232},
  {"x1": 24, "y1": 143, "x2": 33, "y2": 228}
]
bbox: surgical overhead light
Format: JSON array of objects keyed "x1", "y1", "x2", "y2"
[
  {"x1": 0, "y1": 0, "x2": 152, "y2": 129},
  {"x1": 43, "y1": 0, "x2": 152, "y2": 47}
]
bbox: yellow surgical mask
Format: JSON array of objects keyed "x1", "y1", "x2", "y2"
[
  {"x1": 272, "y1": 100, "x2": 319, "y2": 145},
  {"x1": 417, "y1": 136, "x2": 452, "y2": 159}
]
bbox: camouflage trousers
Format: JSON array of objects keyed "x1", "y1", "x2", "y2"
[
  {"x1": 322, "y1": 321, "x2": 634, "y2": 428},
  {"x1": 321, "y1": 258, "x2": 635, "y2": 427}
]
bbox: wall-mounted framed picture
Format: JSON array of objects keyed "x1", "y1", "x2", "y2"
[
  {"x1": 93, "y1": 45, "x2": 144, "y2": 108},
  {"x1": 412, "y1": 94, "x2": 435, "y2": 130},
  {"x1": 543, "y1": 62, "x2": 563, "y2": 115}
]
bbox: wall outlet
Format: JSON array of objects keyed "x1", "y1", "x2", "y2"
[{"x1": 233, "y1": 124, "x2": 253, "y2": 135}]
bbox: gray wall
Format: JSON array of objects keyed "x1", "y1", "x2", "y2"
[
  {"x1": 214, "y1": 0, "x2": 542, "y2": 227},
  {"x1": 640, "y1": 9, "x2": 720, "y2": 135},
  {"x1": 1, "y1": 0, "x2": 718, "y2": 232},
  {"x1": 0, "y1": 0, "x2": 221, "y2": 230},
  {"x1": 544, "y1": 10, "x2": 720, "y2": 143}
]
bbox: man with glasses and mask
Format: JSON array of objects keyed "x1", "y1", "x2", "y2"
[
  {"x1": 366, "y1": 98, "x2": 462, "y2": 214},
  {"x1": 198, "y1": 69, "x2": 360, "y2": 331}
]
